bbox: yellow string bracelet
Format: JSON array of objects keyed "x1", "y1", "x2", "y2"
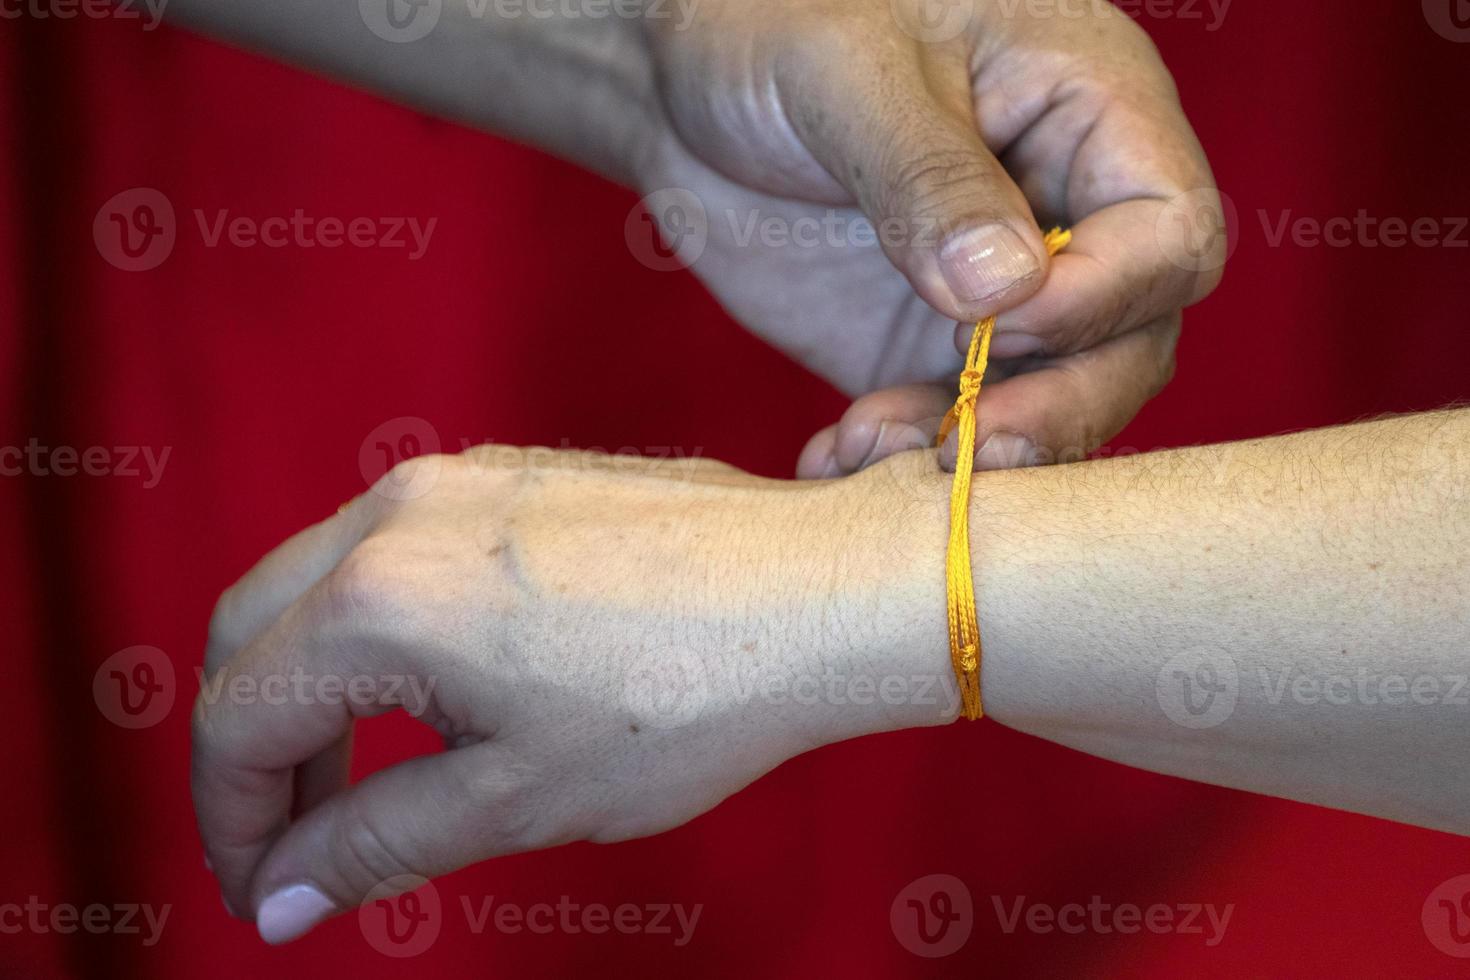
[{"x1": 938, "y1": 227, "x2": 1071, "y2": 721}]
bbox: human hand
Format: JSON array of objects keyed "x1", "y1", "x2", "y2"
[
  {"x1": 635, "y1": 0, "x2": 1224, "y2": 474},
  {"x1": 193, "y1": 446, "x2": 954, "y2": 944}
]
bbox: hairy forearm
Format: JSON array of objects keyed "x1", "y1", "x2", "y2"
[
  {"x1": 164, "y1": 0, "x2": 659, "y2": 183},
  {"x1": 864, "y1": 410, "x2": 1470, "y2": 833}
]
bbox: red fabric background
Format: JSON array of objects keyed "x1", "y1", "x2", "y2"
[{"x1": 4, "y1": 2, "x2": 1470, "y2": 976}]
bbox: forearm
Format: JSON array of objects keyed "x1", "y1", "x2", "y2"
[
  {"x1": 164, "y1": 0, "x2": 660, "y2": 183},
  {"x1": 870, "y1": 410, "x2": 1470, "y2": 833}
]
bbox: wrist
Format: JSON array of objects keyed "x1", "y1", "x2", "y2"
[{"x1": 806, "y1": 450, "x2": 1060, "y2": 741}]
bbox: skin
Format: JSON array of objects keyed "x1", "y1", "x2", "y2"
[
  {"x1": 195, "y1": 409, "x2": 1470, "y2": 943},
  {"x1": 166, "y1": 0, "x2": 1225, "y2": 473}
]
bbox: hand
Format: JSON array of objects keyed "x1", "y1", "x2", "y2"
[
  {"x1": 192, "y1": 446, "x2": 952, "y2": 944},
  {"x1": 635, "y1": 0, "x2": 1224, "y2": 474}
]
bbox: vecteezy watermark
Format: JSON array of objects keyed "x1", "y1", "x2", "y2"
[
  {"x1": 891, "y1": 875, "x2": 974, "y2": 958},
  {"x1": 991, "y1": 895, "x2": 1234, "y2": 946},
  {"x1": 1257, "y1": 665, "x2": 1469, "y2": 708},
  {"x1": 621, "y1": 658, "x2": 963, "y2": 732},
  {"x1": 359, "y1": 875, "x2": 702, "y2": 957},
  {"x1": 94, "y1": 188, "x2": 437, "y2": 272},
  {"x1": 890, "y1": 0, "x2": 975, "y2": 43},
  {"x1": 1156, "y1": 646, "x2": 1239, "y2": 729},
  {"x1": 1156, "y1": 653, "x2": 1470, "y2": 729},
  {"x1": 358, "y1": 0, "x2": 701, "y2": 44},
  {"x1": 93, "y1": 646, "x2": 176, "y2": 730},
  {"x1": 992, "y1": 0, "x2": 1233, "y2": 31},
  {"x1": 461, "y1": 895, "x2": 702, "y2": 946},
  {"x1": 625, "y1": 187, "x2": 709, "y2": 272},
  {"x1": 193, "y1": 667, "x2": 437, "y2": 712},
  {"x1": 0, "y1": 898, "x2": 171, "y2": 946},
  {"x1": 1424, "y1": 874, "x2": 1470, "y2": 957},
  {"x1": 1423, "y1": 0, "x2": 1470, "y2": 42},
  {"x1": 1156, "y1": 188, "x2": 1237, "y2": 274},
  {"x1": 361, "y1": 876, "x2": 444, "y2": 958},
  {"x1": 627, "y1": 191, "x2": 960, "y2": 273},
  {"x1": 0, "y1": 439, "x2": 171, "y2": 488},
  {"x1": 358, "y1": 415, "x2": 711, "y2": 501},
  {"x1": 1257, "y1": 210, "x2": 1469, "y2": 250},
  {"x1": 623, "y1": 646, "x2": 711, "y2": 731},
  {"x1": 1, "y1": 0, "x2": 167, "y2": 30},
  {"x1": 359, "y1": 416, "x2": 445, "y2": 502}
]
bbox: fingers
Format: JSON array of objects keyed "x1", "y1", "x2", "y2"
[
  {"x1": 796, "y1": 385, "x2": 950, "y2": 479},
  {"x1": 248, "y1": 741, "x2": 545, "y2": 945},
  {"x1": 806, "y1": 317, "x2": 1180, "y2": 476},
  {"x1": 982, "y1": 198, "x2": 1224, "y2": 359},
  {"x1": 978, "y1": 20, "x2": 1224, "y2": 358},
  {"x1": 776, "y1": 35, "x2": 1048, "y2": 323},
  {"x1": 193, "y1": 547, "x2": 417, "y2": 920},
  {"x1": 205, "y1": 500, "x2": 371, "y2": 674},
  {"x1": 949, "y1": 316, "x2": 1181, "y2": 470}
]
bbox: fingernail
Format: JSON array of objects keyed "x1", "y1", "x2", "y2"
[
  {"x1": 852, "y1": 420, "x2": 933, "y2": 472},
  {"x1": 257, "y1": 883, "x2": 336, "y2": 945},
  {"x1": 977, "y1": 432, "x2": 1039, "y2": 470},
  {"x1": 939, "y1": 225, "x2": 1039, "y2": 304},
  {"x1": 989, "y1": 332, "x2": 1045, "y2": 358},
  {"x1": 857, "y1": 420, "x2": 892, "y2": 471}
]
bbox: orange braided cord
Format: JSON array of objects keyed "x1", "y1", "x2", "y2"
[{"x1": 941, "y1": 227, "x2": 1071, "y2": 720}]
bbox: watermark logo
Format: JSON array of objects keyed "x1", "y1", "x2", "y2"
[
  {"x1": 626, "y1": 188, "x2": 708, "y2": 272},
  {"x1": 1257, "y1": 209, "x2": 1467, "y2": 250},
  {"x1": 0, "y1": 898, "x2": 170, "y2": 945},
  {"x1": 891, "y1": 874, "x2": 973, "y2": 958},
  {"x1": 2, "y1": 0, "x2": 168, "y2": 31},
  {"x1": 94, "y1": 645, "x2": 175, "y2": 729},
  {"x1": 992, "y1": 0, "x2": 1232, "y2": 32},
  {"x1": 1156, "y1": 646, "x2": 1238, "y2": 729},
  {"x1": 1424, "y1": 0, "x2": 1470, "y2": 42},
  {"x1": 992, "y1": 895, "x2": 1232, "y2": 945},
  {"x1": 94, "y1": 188, "x2": 437, "y2": 269},
  {"x1": 1424, "y1": 875, "x2": 1470, "y2": 956},
  {"x1": 359, "y1": 0, "x2": 442, "y2": 42},
  {"x1": 891, "y1": 0, "x2": 975, "y2": 43},
  {"x1": 360, "y1": 875, "x2": 442, "y2": 957},
  {"x1": 94, "y1": 188, "x2": 176, "y2": 272},
  {"x1": 461, "y1": 895, "x2": 701, "y2": 943},
  {"x1": 359, "y1": 416, "x2": 443, "y2": 501},
  {"x1": 1156, "y1": 188, "x2": 1236, "y2": 274},
  {"x1": 0, "y1": 439, "x2": 171, "y2": 487},
  {"x1": 622, "y1": 646, "x2": 710, "y2": 730}
]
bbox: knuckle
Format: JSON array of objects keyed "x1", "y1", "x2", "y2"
[
  {"x1": 461, "y1": 763, "x2": 547, "y2": 848},
  {"x1": 885, "y1": 147, "x2": 995, "y2": 220},
  {"x1": 205, "y1": 586, "x2": 244, "y2": 663},
  {"x1": 331, "y1": 800, "x2": 423, "y2": 895},
  {"x1": 322, "y1": 538, "x2": 421, "y2": 629}
]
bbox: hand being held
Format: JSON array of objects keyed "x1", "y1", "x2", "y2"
[
  {"x1": 193, "y1": 447, "x2": 948, "y2": 944},
  {"x1": 635, "y1": 0, "x2": 1226, "y2": 473}
]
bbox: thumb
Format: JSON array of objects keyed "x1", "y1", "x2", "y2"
[
  {"x1": 248, "y1": 742, "x2": 538, "y2": 945},
  {"x1": 778, "y1": 44, "x2": 1048, "y2": 322}
]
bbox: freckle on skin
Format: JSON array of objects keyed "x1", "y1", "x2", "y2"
[
  {"x1": 629, "y1": 724, "x2": 639, "y2": 733},
  {"x1": 741, "y1": 641, "x2": 756, "y2": 653}
]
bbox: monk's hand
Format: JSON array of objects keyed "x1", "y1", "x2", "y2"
[
  {"x1": 634, "y1": 0, "x2": 1224, "y2": 474},
  {"x1": 193, "y1": 446, "x2": 951, "y2": 944}
]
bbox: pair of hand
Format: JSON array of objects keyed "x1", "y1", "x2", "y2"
[
  {"x1": 191, "y1": 0, "x2": 1230, "y2": 944},
  {"x1": 632, "y1": 0, "x2": 1225, "y2": 474}
]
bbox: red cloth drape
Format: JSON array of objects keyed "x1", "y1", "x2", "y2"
[{"x1": 4, "y1": 2, "x2": 1470, "y2": 976}]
